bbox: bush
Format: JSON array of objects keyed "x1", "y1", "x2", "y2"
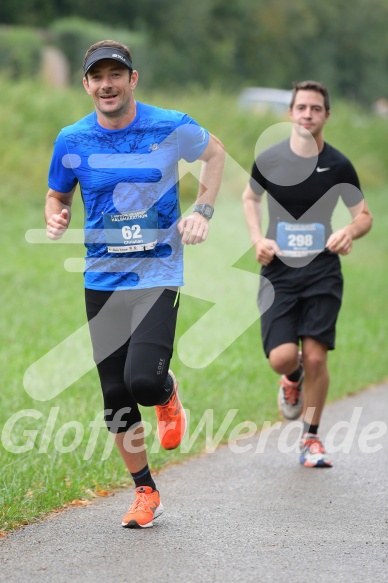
[
  {"x1": 48, "y1": 17, "x2": 148, "y2": 84},
  {"x1": 0, "y1": 25, "x2": 44, "y2": 79}
]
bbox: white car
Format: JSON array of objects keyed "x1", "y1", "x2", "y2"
[{"x1": 238, "y1": 87, "x2": 292, "y2": 114}]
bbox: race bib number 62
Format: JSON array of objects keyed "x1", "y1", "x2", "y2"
[{"x1": 103, "y1": 208, "x2": 158, "y2": 253}]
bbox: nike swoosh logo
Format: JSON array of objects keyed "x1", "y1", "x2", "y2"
[{"x1": 316, "y1": 167, "x2": 330, "y2": 172}]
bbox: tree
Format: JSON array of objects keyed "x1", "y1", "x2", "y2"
[{"x1": 2, "y1": 0, "x2": 388, "y2": 102}]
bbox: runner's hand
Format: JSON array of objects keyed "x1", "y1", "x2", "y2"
[
  {"x1": 254, "y1": 237, "x2": 281, "y2": 266},
  {"x1": 178, "y1": 213, "x2": 210, "y2": 245},
  {"x1": 46, "y1": 209, "x2": 70, "y2": 240},
  {"x1": 326, "y1": 228, "x2": 353, "y2": 255}
]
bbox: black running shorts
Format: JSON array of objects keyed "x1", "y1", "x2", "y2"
[{"x1": 258, "y1": 253, "x2": 343, "y2": 357}]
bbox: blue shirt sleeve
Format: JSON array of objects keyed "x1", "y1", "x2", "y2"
[
  {"x1": 176, "y1": 115, "x2": 210, "y2": 162},
  {"x1": 48, "y1": 131, "x2": 79, "y2": 193}
]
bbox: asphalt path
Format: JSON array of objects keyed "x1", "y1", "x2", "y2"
[{"x1": 1, "y1": 384, "x2": 387, "y2": 583}]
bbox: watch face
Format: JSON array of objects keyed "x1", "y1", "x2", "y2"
[{"x1": 194, "y1": 204, "x2": 214, "y2": 219}]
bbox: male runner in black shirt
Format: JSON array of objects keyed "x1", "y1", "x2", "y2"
[{"x1": 242, "y1": 80, "x2": 373, "y2": 467}]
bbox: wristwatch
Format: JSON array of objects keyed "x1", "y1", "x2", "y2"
[{"x1": 193, "y1": 203, "x2": 214, "y2": 220}]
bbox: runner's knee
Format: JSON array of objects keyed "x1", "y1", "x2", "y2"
[
  {"x1": 303, "y1": 351, "x2": 327, "y2": 377},
  {"x1": 269, "y1": 345, "x2": 299, "y2": 375},
  {"x1": 128, "y1": 372, "x2": 168, "y2": 407}
]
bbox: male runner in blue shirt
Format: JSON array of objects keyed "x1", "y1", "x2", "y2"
[{"x1": 45, "y1": 40, "x2": 225, "y2": 527}]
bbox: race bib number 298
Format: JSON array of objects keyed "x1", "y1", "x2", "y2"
[{"x1": 276, "y1": 222, "x2": 325, "y2": 257}]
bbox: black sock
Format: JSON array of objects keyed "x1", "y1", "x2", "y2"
[
  {"x1": 131, "y1": 465, "x2": 156, "y2": 491},
  {"x1": 287, "y1": 365, "x2": 303, "y2": 383},
  {"x1": 303, "y1": 422, "x2": 319, "y2": 436}
]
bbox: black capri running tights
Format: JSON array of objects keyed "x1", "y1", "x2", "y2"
[{"x1": 85, "y1": 287, "x2": 179, "y2": 433}]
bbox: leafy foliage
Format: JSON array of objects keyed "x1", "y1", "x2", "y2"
[
  {"x1": 2, "y1": 0, "x2": 388, "y2": 101},
  {"x1": 48, "y1": 17, "x2": 147, "y2": 84},
  {"x1": 0, "y1": 25, "x2": 43, "y2": 78}
]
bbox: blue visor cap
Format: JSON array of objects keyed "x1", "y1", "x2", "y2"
[{"x1": 83, "y1": 47, "x2": 133, "y2": 74}]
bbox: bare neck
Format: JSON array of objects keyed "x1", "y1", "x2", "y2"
[
  {"x1": 290, "y1": 130, "x2": 324, "y2": 157},
  {"x1": 96, "y1": 100, "x2": 137, "y2": 130}
]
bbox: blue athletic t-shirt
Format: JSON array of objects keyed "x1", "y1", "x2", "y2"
[{"x1": 48, "y1": 101, "x2": 209, "y2": 290}]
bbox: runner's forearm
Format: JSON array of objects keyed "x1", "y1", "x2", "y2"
[
  {"x1": 45, "y1": 189, "x2": 74, "y2": 223},
  {"x1": 196, "y1": 135, "x2": 225, "y2": 205}
]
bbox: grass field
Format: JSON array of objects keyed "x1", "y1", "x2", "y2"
[{"x1": 0, "y1": 80, "x2": 387, "y2": 533}]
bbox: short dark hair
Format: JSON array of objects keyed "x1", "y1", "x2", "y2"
[
  {"x1": 83, "y1": 40, "x2": 133, "y2": 75},
  {"x1": 290, "y1": 80, "x2": 330, "y2": 111}
]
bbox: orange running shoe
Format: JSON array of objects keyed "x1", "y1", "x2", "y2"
[
  {"x1": 155, "y1": 370, "x2": 187, "y2": 450},
  {"x1": 277, "y1": 351, "x2": 304, "y2": 420},
  {"x1": 299, "y1": 433, "x2": 332, "y2": 468},
  {"x1": 278, "y1": 376, "x2": 303, "y2": 420},
  {"x1": 122, "y1": 486, "x2": 163, "y2": 528}
]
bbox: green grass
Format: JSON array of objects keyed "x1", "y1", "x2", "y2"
[{"x1": 1, "y1": 79, "x2": 387, "y2": 532}]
